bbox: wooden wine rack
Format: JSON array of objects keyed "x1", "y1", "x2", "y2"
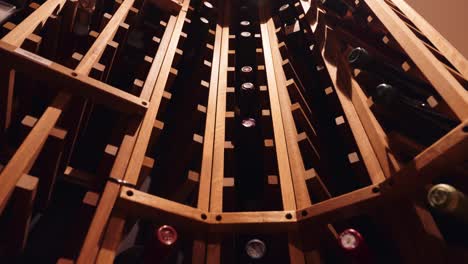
[{"x1": 0, "y1": 0, "x2": 467, "y2": 263}]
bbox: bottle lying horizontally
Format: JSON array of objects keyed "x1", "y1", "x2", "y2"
[
  {"x1": 371, "y1": 83, "x2": 457, "y2": 145},
  {"x1": 348, "y1": 47, "x2": 438, "y2": 104}
]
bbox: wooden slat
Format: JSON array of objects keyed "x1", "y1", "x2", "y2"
[
  {"x1": 0, "y1": 22, "x2": 41, "y2": 134},
  {"x1": 363, "y1": 0, "x2": 468, "y2": 120},
  {"x1": 0, "y1": 0, "x2": 141, "y2": 215},
  {"x1": 390, "y1": 120, "x2": 468, "y2": 192},
  {"x1": 0, "y1": 163, "x2": 38, "y2": 255},
  {"x1": 20, "y1": 115, "x2": 67, "y2": 208},
  {"x1": 77, "y1": 181, "x2": 121, "y2": 264},
  {"x1": 316, "y1": 17, "x2": 454, "y2": 261},
  {"x1": 318, "y1": 25, "x2": 386, "y2": 184},
  {"x1": 75, "y1": 0, "x2": 134, "y2": 75},
  {"x1": 0, "y1": 41, "x2": 147, "y2": 114},
  {"x1": 198, "y1": 0, "x2": 224, "y2": 213},
  {"x1": 299, "y1": 185, "x2": 383, "y2": 225},
  {"x1": 118, "y1": 187, "x2": 206, "y2": 228},
  {"x1": 79, "y1": 10, "x2": 182, "y2": 262},
  {"x1": 261, "y1": 5, "x2": 311, "y2": 263},
  {"x1": 2, "y1": 0, "x2": 66, "y2": 47},
  {"x1": 390, "y1": 0, "x2": 468, "y2": 79},
  {"x1": 0, "y1": 93, "x2": 68, "y2": 213},
  {"x1": 209, "y1": 0, "x2": 230, "y2": 215},
  {"x1": 265, "y1": 11, "x2": 312, "y2": 210},
  {"x1": 122, "y1": 0, "x2": 190, "y2": 186},
  {"x1": 95, "y1": 215, "x2": 126, "y2": 263},
  {"x1": 259, "y1": 1, "x2": 296, "y2": 212},
  {"x1": 0, "y1": 67, "x2": 14, "y2": 134},
  {"x1": 208, "y1": 211, "x2": 298, "y2": 232},
  {"x1": 197, "y1": 0, "x2": 229, "y2": 262}
]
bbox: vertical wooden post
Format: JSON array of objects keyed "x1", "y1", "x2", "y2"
[{"x1": 0, "y1": 67, "x2": 15, "y2": 136}]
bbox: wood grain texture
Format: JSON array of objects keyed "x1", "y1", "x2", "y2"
[
  {"x1": 122, "y1": 0, "x2": 190, "y2": 185},
  {"x1": 364, "y1": 0, "x2": 468, "y2": 120},
  {"x1": 390, "y1": 0, "x2": 468, "y2": 78},
  {"x1": 259, "y1": 5, "x2": 296, "y2": 211},
  {"x1": 89, "y1": 8, "x2": 185, "y2": 263},
  {"x1": 2, "y1": 0, "x2": 66, "y2": 47}
]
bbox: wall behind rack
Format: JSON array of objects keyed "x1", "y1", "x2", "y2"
[{"x1": 407, "y1": 0, "x2": 468, "y2": 57}]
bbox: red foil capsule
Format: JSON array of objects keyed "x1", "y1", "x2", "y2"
[
  {"x1": 143, "y1": 225, "x2": 178, "y2": 264},
  {"x1": 338, "y1": 229, "x2": 373, "y2": 263}
]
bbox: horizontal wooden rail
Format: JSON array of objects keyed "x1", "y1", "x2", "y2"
[
  {"x1": 118, "y1": 187, "x2": 207, "y2": 229},
  {"x1": 298, "y1": 185, "x2": 383, "y2": 223},
  {"x1": 363, "y1": 0, "x2": 468, "y2": 120},
  {"x1": 389, "y1": 120, "x2": 468, "y2": 193},
  {"x1": 0, "y1": 41, "x2": 148, "y2": 114},
  {"x1": 114, "y1": 185, "x2": 386, "y2": 233}
]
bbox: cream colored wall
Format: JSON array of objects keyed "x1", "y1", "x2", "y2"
[{"x1": 405, "y1": 0, "x2": 468, "y2": 58}]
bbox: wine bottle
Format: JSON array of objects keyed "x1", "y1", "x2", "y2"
[
  {"x1": 143, "y1": 225, "x2": 178, "y2": 264},
  {"x1": 372, "y1": 83, "x2": 457, "y2": 145},
  {"x1": 320, "y1": 0, "x2": 352, "y2": 18},
  {"x1": 240, "y1": 66, "x2": 254, "y2": 81},
  {"x1": 73, "y1": 0, "x2": 96, "y2": 36},
  {"x1": 238, "y1": 82, "x2": 258, "y2": 118},
  {"x1": 428, "y1": 184, "x2": 468, "y2": 223},
  {"x1": 241, "y1": 81, "x2": 255, "y2": 91},
  {"x1": 348, "y1": 47, "x2": 438, "y2": 104},
  {"x1": 198, "y1": 1, "x2": 215, "y2": 18},
  {"x1": 73, "y1": 9, "x2": 92, "y2": 37},
  {"x1": 338, "y1": 229, "x2": 373, "y2": 263},
  {"x1": 245, "y1": 238, "x2": 267, "y2": 260},
  {"x1": 115, "y1": 225, "x2": 178, "y2": 264},
  {"x1": 237, "y1": 31, "x2": 257, "y2": 67},
  {"x1": 235, "y1": 116, "x2": 264, "y2": 206},
  {"x1": 240, "y1": 20, "x2": 251, "y2": 27}
]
